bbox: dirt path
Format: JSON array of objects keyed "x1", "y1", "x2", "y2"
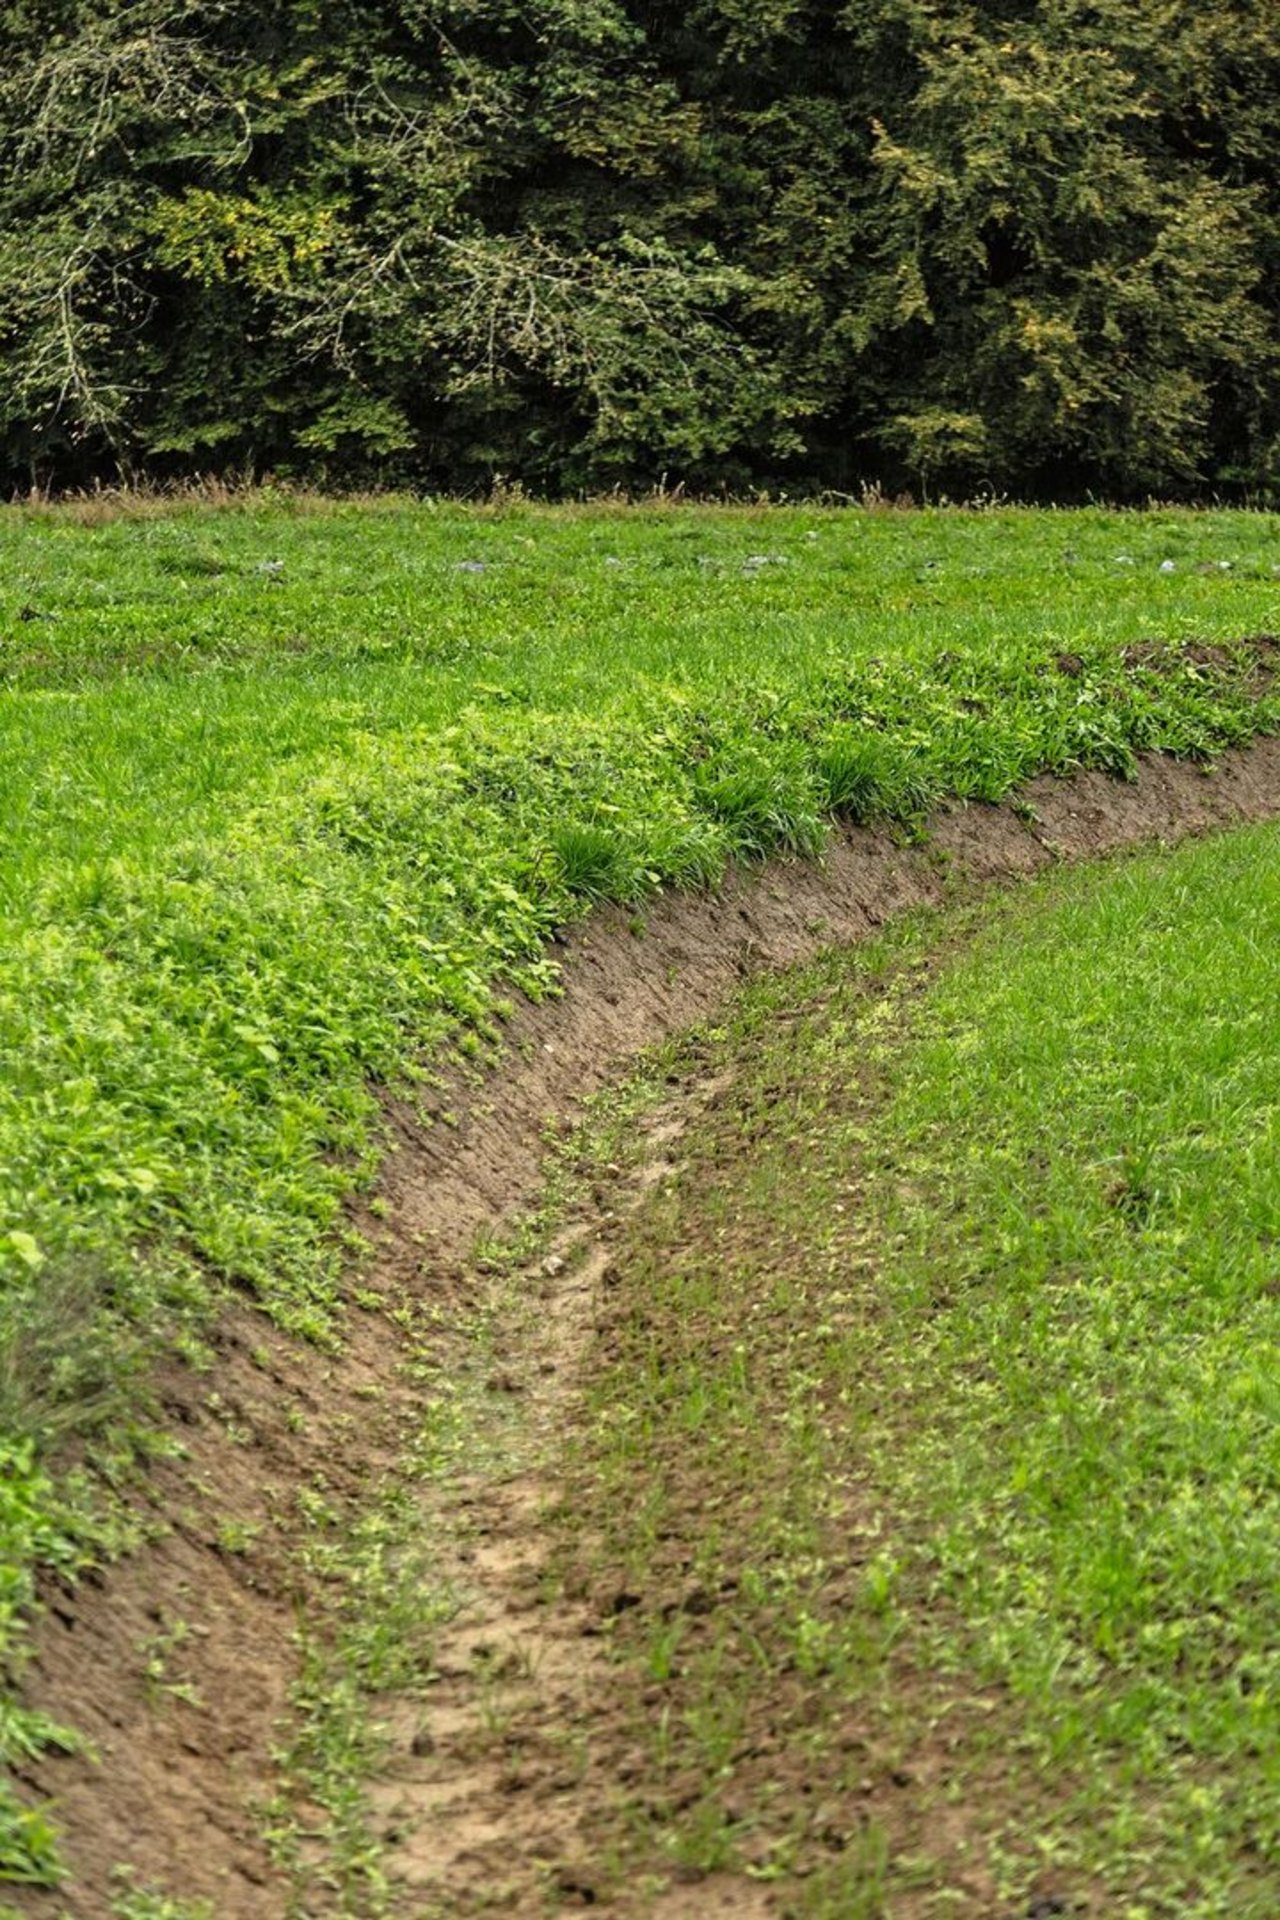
[
  {"x1": 16, "y1": 738, "x2": 1280, "y2": 1916},
  {"x1": 362, "y1": 1089, "x2": 747, "y2": 1915}
]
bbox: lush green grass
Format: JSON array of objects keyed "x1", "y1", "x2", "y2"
[
  {"x1": 567, "y1": 822, "x2": 1280, "y2": 1915},
  {"x1": 863, "y1": 824, "x2": 1280, "y2": 1907},
  {"x1": 2, "y1": 496, "x2": 1279, "y2": 1884}
]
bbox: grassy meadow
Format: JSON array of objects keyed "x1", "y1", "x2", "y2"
[
  {"x1": 565, "y1": 820, "x2": 1280, "y2": 1915},
  {"x1": 3, "y1": 495, "x2": 1280, "y2": 1888}
]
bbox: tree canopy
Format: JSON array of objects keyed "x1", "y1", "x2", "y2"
[{"x1": 2, "y1": 0, "x2": 1277, "y2": 497}]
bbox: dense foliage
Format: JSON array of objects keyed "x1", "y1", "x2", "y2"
[{"x1": 2, "y1": 0, "x2": 1279, "y2": 497}]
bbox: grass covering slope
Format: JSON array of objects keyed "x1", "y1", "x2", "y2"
[
  {"x1": 1, "y1": 497, "x2": 1279, "y2": 1885},
  {"x1": 567, "y1": 821, "x2": 1280, "y2": 1916}
]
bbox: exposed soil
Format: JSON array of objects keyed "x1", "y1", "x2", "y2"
[
  {"x1": 15, "y1": 734, "x2": 1280, "y2": 1918},
  {"x1": 361, "y1": 1090, "x2": 742, "y2": 1916}
]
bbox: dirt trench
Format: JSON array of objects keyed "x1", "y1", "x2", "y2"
[{"x1": 15, "y1": 736, "x2": 1280, "y2": 1918}]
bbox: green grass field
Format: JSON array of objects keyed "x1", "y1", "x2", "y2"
[
  {"x1": 567, "y1": 822, "x2": 1280, "y2": 1915},
  {"x1": 2, "y1": 496, "x2": 1280, "y2": 1890}
]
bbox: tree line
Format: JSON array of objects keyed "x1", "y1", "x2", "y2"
[{"x1": 2, "y1": 0, "x2": 1277, "y2": 498}]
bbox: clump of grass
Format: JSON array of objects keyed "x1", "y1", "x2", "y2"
[
  {"x1": 811, "y1": 725, "x2": 940, "y2": 821},
  {"x1": 548, "y1": 822, "x2": 639, "y2": 902},
  {"x1": 812, "y1": 726, "x2": 896, "y2": 819},
  {"x1": 152, "y1": 550, "x2": 227, "y2": 579},
  {"x1": 692, "y1": 751, "x2": 825, "y2": 857},
  {"x1": 640, "y1": 813, "x2": 727, "y2": 890}
]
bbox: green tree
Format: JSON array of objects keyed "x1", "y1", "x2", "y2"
[{"x1": 1, "y1": 0, "x2": 1277, "y2": 495}]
